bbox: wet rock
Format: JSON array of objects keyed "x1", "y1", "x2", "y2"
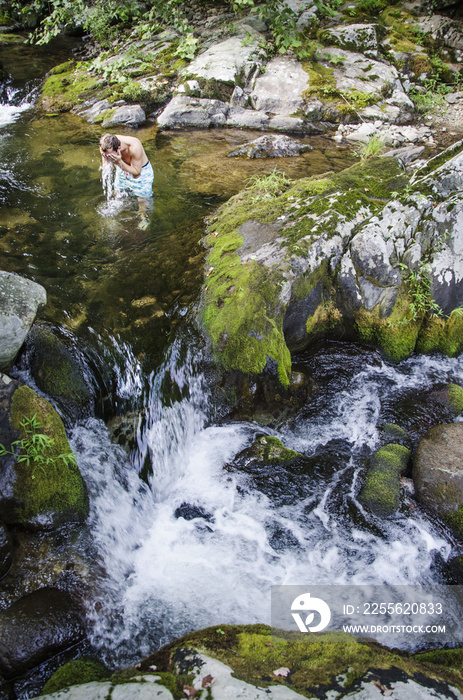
[
  {"x1": 0, "y1": 271, "x2": 47, "y2": 371},
  {"x1": 378, "y1": 424, "x2": 412, "y2": 449},
  {"x1": 0, "y1": 587, "x2": 85, "y2": 678},
  {"x1": 228, "y1": 134, "x2": 312, "y2": 158},
  {"x1": 359, "y1": 443, "x2": 411, "y2": 517},
  {"x1": 174, "y1": 503, "x2": 213, "y2": 521},
  {"x1": 0, "y1": 383, "x2": 88, "y2": 529},
  {"x1": 157, "y1": 95, "x2": 229, "y2": 129},
  {"x1": 381, "y1": 145, "x2": 426, "y2": 167},
  {"x1": 413, "y1": 422, "x2": 463, "y2": 538},
  {"x1": 25, "y1": 325, "x2": 92, "y2": 422},
  {"x1": 234, "y1": 435, "x2": 301, "y2": 466},
  {"x1": 0, "y1": 521, "x2": 13, "y2": 579},
  {"x1": 102, "y1": 104, "x2": 146, "y2": 128},
  {"x1": 76, "y1": 98, "x2": 112, "y2": 123},
  {"x1": 250, "y1": 56, "x2": 309, "y2": 115}
]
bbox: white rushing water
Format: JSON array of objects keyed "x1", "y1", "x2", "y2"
[
  {"x1": 70, "y1": 340, "x2": 463, "y2": 666},
  {"x1": 0, "y1": 86, "x2": 36, "y2": 128}
]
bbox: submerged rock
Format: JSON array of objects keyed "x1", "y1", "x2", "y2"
[
  {"x1": 0, "y1": 271, "x2": 47, "y2": 371},
  {"x1": 25, "y1": 325, "x2": 92, "y2": 422},
  {"x1": 0, "y1": 587, "x2": 85, "y2": 678},
  {"x1": 228, "y1": 134, "x2": 313, "y2": 158},
  {"x1": 0, "y1": 521, "x2": 12, "y2": 580},
  {"x1": 413, "y1": 422, "x2": 463, "y2": 538}
]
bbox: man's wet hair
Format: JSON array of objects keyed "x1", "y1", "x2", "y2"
[{"x1": 100, "y1": 133, "x2": 121, "y2": 152}]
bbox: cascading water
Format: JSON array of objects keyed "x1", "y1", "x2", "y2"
[{"x1": 69, "y1": 333, "x2": 462, "y2": 667}]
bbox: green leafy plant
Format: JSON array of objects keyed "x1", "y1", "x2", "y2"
[
  {"x1": 356, "y1": 134, "x2": 385, "y2": 161},
  {"x1": 175, "y1": 32, "x2": 198, "y2": 61},
  {"x1": 0, "y1": 413, "x2": 77, "y2": 479},
  {"x1": 245, "y1": 169, "x2": 292, "y2": 202},
  {"x1": 398, "y1": 262, "x2": 442, "y2": 322}
]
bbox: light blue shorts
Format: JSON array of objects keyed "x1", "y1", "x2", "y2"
[{"x1": 115, "y1": 161, "x2": 154, "y2": 198}]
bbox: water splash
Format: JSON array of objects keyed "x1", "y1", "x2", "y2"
[
  {"x1": 0, "y1": 85, "x2": 37, "y2": 128},
  {"x1": 98, "y1": 162, "x2": 127, "y2": 217},
  {"x1": 69, "y1": 344, "x2": 463, "y2": 666}
]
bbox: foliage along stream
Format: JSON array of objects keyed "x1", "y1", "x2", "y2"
[{"x1": 2, "y1": 39, "x2": 463, "y2": 679}]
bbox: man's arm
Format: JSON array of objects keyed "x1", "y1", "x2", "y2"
[{"x1": 110, "y1": 143, "x2": 144, "y2": 178}]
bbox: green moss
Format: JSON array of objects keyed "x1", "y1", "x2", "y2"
[
  {"x1": 354, "y1": 290, "x2": 422, "y2": 361},
  {"x1": 445, "y1": 505, "x2": 463, "y2": 541},
  {"x1": 10, "y1": 385, "x2": 88, "y2": 523},
  {"x1": 40, "y1": 67, "x2": 99, "y2": 112},
  {"x1": 245, "y1": 436, "x2": 300, "y2": 464},
  {"x1": 305, "y1": 300, "x2": 343, "y2": 340},
  {"x1": 379, "y1": 424, "x2": 411, "y2": 449},
  {"x1": 359, "y1": 443, "x2": 411, "y2": 517},
  {"x1": 447, "y1": 384, "x2": 463, "y2": 416},
  {"x1": 416, "y1": 312, "x2": 463, "y2": 357},
  {"x1": 416, "y1": 648, "x2": 463, "y2": 670},
  {"x1": 42, "y1": 659, "x2": 108, "y2": 695},
  {"x1": 49, "y1": 60, "x2": 76, "y2": 75},
  {"x1": 0, "y1": 33, "x2": 27, "y2": 44},
  {"x1": 29, "y1": 326, "x2": 91, "y2": 408},
  {"x1": 142, "y1": 624, "x2": 463, "y2": 696}
]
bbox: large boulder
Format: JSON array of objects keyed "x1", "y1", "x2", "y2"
[
  {"x1": 0, "y1": 381, "x2": 88, "y2": 528},
  {"x1": 157, "y1": 95, "x2": 229, "y2": 129},
  {"x1": 199, "y1": 140, "x2": 463, "y2": 385},
  {"x1": 0, "y1": 587, "x2": 85, "y2": 678},
  {"x1": 0, "y1": 271, "x2": 47, "y2": 371},
  {"x1": 101, "y1": 104, "x2": 146, "y2": 128},
  {"x1": 228, "y1": 134, "x2": 313, "y2": 158},
  {"x1": 413, "y1": 422, "x2": 463, "y2": 538}
]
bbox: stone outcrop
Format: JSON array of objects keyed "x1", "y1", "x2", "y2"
[
  {"x1": 36, "y1": 625, "x2": 463, "y2": 700},
  {"x1": 199, "y1": 141, "x2": 463, "y2": 385},
  {"x1": 413, "y1": 422, "x2": 463, "y2": 538},
  {"x1": 0, "y1": 271, "x2": 46, "y2": 371}
]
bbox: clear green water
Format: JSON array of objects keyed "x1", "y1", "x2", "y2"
[{"x1": 0, "y1": 40, "x2": 356, "y2": 377}]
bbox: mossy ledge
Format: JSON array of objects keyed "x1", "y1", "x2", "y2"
[
  {"x1": 10, "y1": 385, "x2": 88, "y2": 524},
  {"x1": 359, "y1": 443, "x2": 411, "y2": 517},
  {"x1": 139, "y1": 624, "x2": 463, "y2": 697}
]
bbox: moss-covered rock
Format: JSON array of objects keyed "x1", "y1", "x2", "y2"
[
  {"x1": 359, "y1": 443, "x2": 411, "y2": 517},
  {"x1": 139, "y1": 624, "x2": 463, "y2": 698},
  {"x1": 27, "y1": 325, "x2": 92, "y2": 421},
  {"x1": 236, "y1": 435, "x2": 301, "y2": 465},
  {"x1": 39, "y1": 64, "x2": 100, "y2": 112},
  {"x1": 378, "y1": 423, "x2": 412, "y2": 449},
  {"x1": 42, "y1": 658, "x2": 109, "y2": 695},
  {"x1": 5, "y1": 384, "x2": 88, "y2": 527}
]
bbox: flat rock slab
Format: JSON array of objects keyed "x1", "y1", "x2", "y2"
[
  {"x1": 157, "y1": 95, "x2": 229, "y2": 128},
  {"x1": 228, "y1": 134, "x2": 312, "y2": 158},
  {"x1": 251, "y1": 56, "x2": 309, "y2": 115},
  {"x1": 322, "y1": 23, "x2": 379, "y2": 57},
  {"x1": 0, "y1": 271, "x2": 46, "y2": 370}
]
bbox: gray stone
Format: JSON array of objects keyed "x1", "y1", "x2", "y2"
[
  {"x1": 228, "y1": 134, "x2": 312, "y2": 158},
  {"x1": 157, "y1": 95, "x2": 229, "y2": 129},
  {"x1": 0, "y1": 522, "x2": 12, "y2": 580},
  {"x1": 183, "y1": 36, "x2": 266, "y2": 96},
  {"x1": 36, "y1": 682, "x2": 114, "y2": 699},
  {"x1": 230, "y1": 85, "x2": 247, "y2": 107},
  {"x1": 268, "y1": 115, "x2": 309, "y2": 133},
  {"x1": 417, "y1": 15, "x2": 463, "y2": 51},
  {"x1": 225, "y1": 106, "x2": 269, "y2": 129},
  {"x1": 0, "y1": 271, "x2": 47, "y2": 371},
  {"x1": 322, "y1": 23, "x2": 379, "y2": 58},
  {"x1": 76, "y1": 98, "x2": 111, "y2": 122},
  {"x1": 102, "y1": 104, "x2": 146, "y2": 128},
  {"x1": 381, "y1": 145, "x2": 426, "y2": 167},
  {"x1": 251, "y1": 56, "x2": 309, "y2": 115}
]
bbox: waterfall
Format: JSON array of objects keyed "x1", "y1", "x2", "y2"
[{"x1": 69, "y1": 338, "x2": 463, "y2": 667}]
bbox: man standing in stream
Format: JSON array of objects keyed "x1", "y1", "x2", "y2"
[{"x1": 99, "y1": 132, "x2": 154, "y2": 202}]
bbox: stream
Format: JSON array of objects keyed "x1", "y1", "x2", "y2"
[{"x1": 1, "y1": 39, "x2": 463, "y2": 684}]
